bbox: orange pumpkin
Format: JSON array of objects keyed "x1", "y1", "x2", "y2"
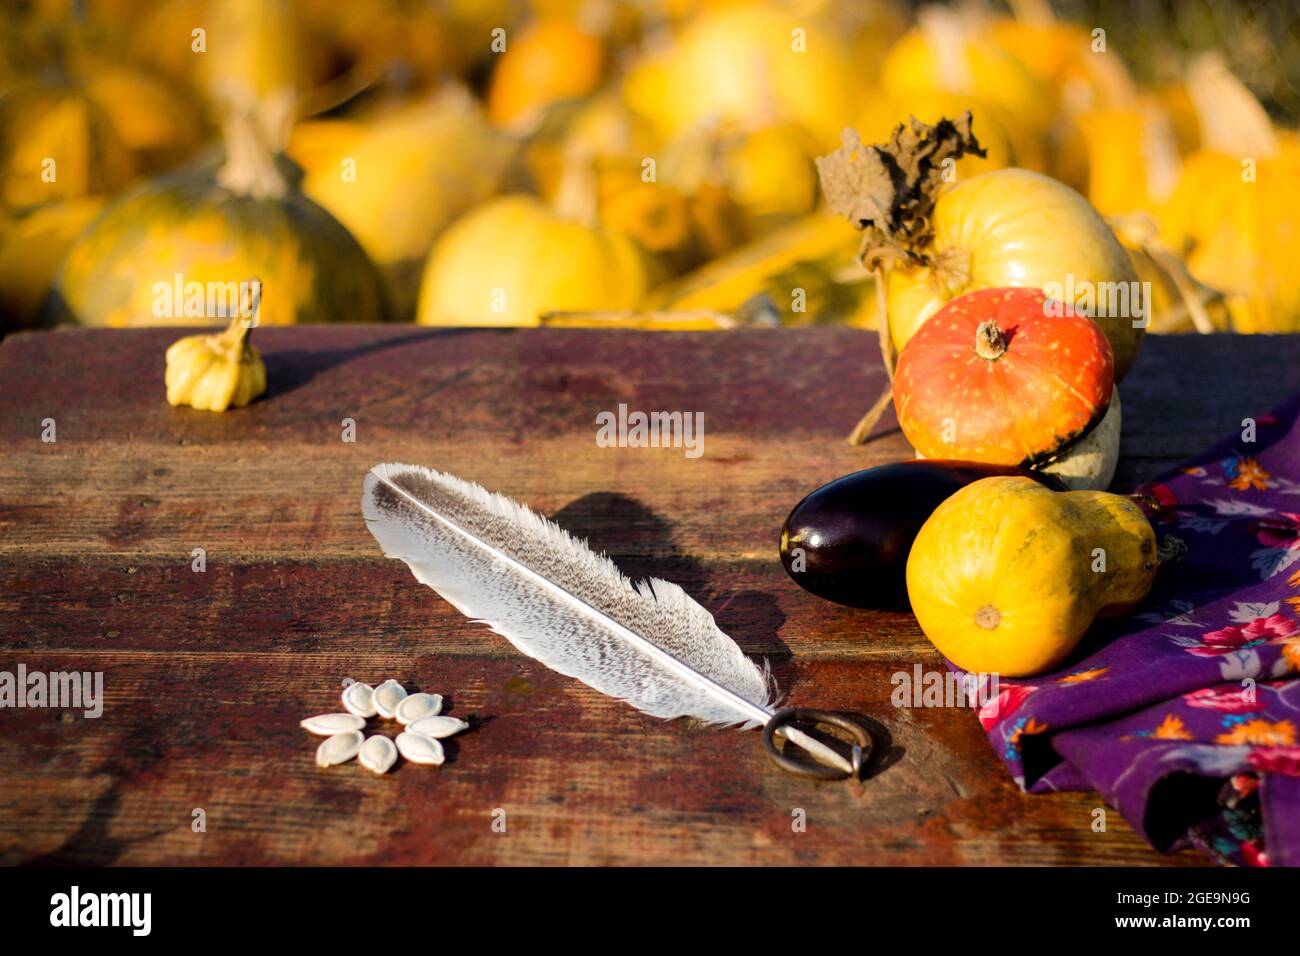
[
  {"x1": 487, "y1": 20, "x2": 605, "y2": 129},
  {"x1": 894, "y1": 287, "x2": 1114, "y2": 465}
]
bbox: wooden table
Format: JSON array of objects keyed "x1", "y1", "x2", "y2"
[{"x1": 2, "y1": 326, "x2": 1297, "y2": 866}]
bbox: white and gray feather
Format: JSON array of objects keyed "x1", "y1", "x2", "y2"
[{"x1": 361, "y1": 463, "x2": 776, "y2": 728}]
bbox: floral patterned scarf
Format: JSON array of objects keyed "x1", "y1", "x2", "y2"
[{"x1": 957, "y1": 391, "x2": 1300, "y2": 866}]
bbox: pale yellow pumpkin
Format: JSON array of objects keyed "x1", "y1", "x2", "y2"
[
  {"x1": 417, "y1": 194, "x2": 651, "y2": 327},
  {"x1": 622, "y1": 4, "x2": 859, "y2": 151},
  {"x1": 294, "y1": 91, "x2": 516, "y2": 319},
  {"x1": 885, "y1": 168, "x2": 1144, "y2": 380},
  {"x1": 881, "y1": 8, "x2": 1054, "y2": 172},
  {"x1": 716, "y1": 123, "x2": 822, "y2": 224},
  {"x1": 855, "y1": 93, "x2": 1017, "y2": 181}
]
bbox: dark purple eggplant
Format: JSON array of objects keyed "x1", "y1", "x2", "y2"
[{"x1": 779, "y1": 460, "x2": 1066, "y2": 610}]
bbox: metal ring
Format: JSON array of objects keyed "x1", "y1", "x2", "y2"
[{"x1": 762, "y1": 707, "x2": 873, "y2": 781}]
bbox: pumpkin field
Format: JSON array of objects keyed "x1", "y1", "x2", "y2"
[{"x1": 1, "y1": 0, "x2": 1299, "y2": 339}]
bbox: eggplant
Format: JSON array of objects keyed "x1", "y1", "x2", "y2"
[{"x1": 779, "y1": 460, "x2": 1066, "y2": 610}]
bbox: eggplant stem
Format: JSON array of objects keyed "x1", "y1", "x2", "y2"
[{"x1": 1157, "y1": 535, "x2": 1188, "y2": 565}]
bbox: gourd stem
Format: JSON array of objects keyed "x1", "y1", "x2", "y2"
[
  {"x1": 213, "y1": 277, "x2": 261, "y2": 355},
  {"x1": 553, "y1": 145, "x2": 599, "y2": 227},
  {"x1": 827, "y1": 116, "x2": 982, "y2": 445},
  {"x1": 918, "y1": 6, "x2": 974, "y2": 93},
  {"x1": 875, "y1": 264, "x2": 896, "y2": 377},
  {"x1": 974, "y1": 319, "x2": 1006, "y2": 360},
  {"x1": 1148, "y1": 244, "x2": 1223, "y2": 334},
  {"x1": 847, "y1": 384, "x2": 895, "y2": 446},
  {"x1": 216, "y1": 98, "x2": 294, "y2": 200},
  {"x1": 847, "y1": 265, "x2": 897, "y2": 445},
  {"x1": 213, "y1": 316, "x2": 252, "y2": 361},
  {"x1": 1008, "y1": 0, "x2": 1056, "y2": 26},
  {"x1": 1107, "y1": 213, "x2": 1225, "y2": 333},
  {"x1": 1186, "y1": 54, "x2": 1278, "y2": 159}
]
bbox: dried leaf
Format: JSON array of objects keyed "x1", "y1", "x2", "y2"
[{"x1": 815, "y1": 114, "x2": 986, "y2": 270}]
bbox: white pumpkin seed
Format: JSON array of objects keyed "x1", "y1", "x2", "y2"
[
  {"x1": 407, "y1": 715, "x2": 468, "y2": 739},
  {"x1": 342, "y1": 681, "x2": 377, "y2": 718},
  {"x1": 396, "y1": 732, "x2": 445, "y2": 766},
  {"x1": 300, "y1": 713, "x2": 366, "y2": 736},
  {"x1": 315, "y1": 730, "x2": 363, "y2": 767},
  {"x1": 372, "y1": 679, "x2": 408, "y2": 718},
  {"x1": 359, "y1": 734, "x2": 398, "y2": 774},
  {"x1": 394, "y1": 692, "x2": 443, "y2": 725}
]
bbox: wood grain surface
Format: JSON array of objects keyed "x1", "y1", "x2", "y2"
[{"x1": 2, "y1": 327, "x2": 1298, "y2": 866}]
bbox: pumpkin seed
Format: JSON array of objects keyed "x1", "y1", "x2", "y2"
[
  {"x1": 372, "y1": 679, "x2": 407, "y2": 718},
  {"x1": 396, "y1": 732, "x2": 445, "y2": 766},
  {"x1": 301, "y1": 713, "x2": 366, "y2": 736},
  {"x1": 359, "y1": 734, "x2": 398, "y2": 774},
  {"x1": 342, "y1": 681, "x2": 377, "y2": 718},
  {"x1": 394, "y1": 692, "x2": 443, "y2": 725},
  {"x1": 315, "y1": 730, "x2": 363, "y2": 767},
  {"x1": 407, "y1": 715, "x2": 468, "y2": 739}
]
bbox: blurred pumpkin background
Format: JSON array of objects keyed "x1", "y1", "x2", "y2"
[{"x1": 2, "y1": 0, "x2": 1299, "y2": 336}]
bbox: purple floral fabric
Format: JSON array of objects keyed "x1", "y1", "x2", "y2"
[{"x1": 954, "y1": 392, "x2": 1300, "y2": 867}]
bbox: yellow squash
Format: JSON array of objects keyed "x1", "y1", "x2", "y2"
[
  {"x1": 716, "y1": 122, "x2": 823, "y2": 224},
  {"x1": 648, "y1": 213, "x2": 872, "y2": 328},
  {"x1": 597, "y1": 168, "x2": 745, "y2": 275},
  {"x1": 0, "y1": 196, "x2": 105, "y2": 330},
  {"x1": 881, "y1": 7, "x2": 1053, "y2": 172},
  {"x1": 1160, "y1": 56, "x2": 1300, "y2": 332},
  {"x1": 907, "y1": 477, "x2": 1158, "y2": 677},
  {"x1": 0, "y1": 79, "x2": 136, "y2": 210},
  {"x1": 416, "y1": 192, "x2": 650, "y2": 328},
  {"x1": 81, "y1": 65, "x2": 205, "y2": 174},
  {"x1": 622, "y1": 4, "x2": 859, "y2": 151},
  {"x1": 294, "y1": 91, "x2": 516, "y2": 319},
  {"x1": 592, "y1": 119, "x2": 758, "y2": 271},
  {"x1": 885, "y1": 167, "x2": 1144, "y2": 379},
  {"x1": 522, "y1": 92, "x2": 659, "y2": 202},
  {"x1": 296, "y1": 0, "x2": 463, "y2": 89},
  {"x1": 487, "y1": 19, "x2": 605, "y2": 129},
  {"x1": 54, "y1": 106, "x2": 388, "y2": 326},
  {"x1": 199, "y1": 0, "x2": 318, "y2": 110},
  {"x1": 165, "y1": 314, "x2": 268, "y2": 412}
]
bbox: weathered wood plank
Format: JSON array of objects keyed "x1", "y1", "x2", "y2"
[
  {"x1": 0, "y1": 653, "x2": 1195, "y2": 865},
  {"x1": 0, "y1": 556, "x2": 930, "y2": 660},
  {"x1": 3, "y1": 327, "x2": 1294, "y2": 866}
]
